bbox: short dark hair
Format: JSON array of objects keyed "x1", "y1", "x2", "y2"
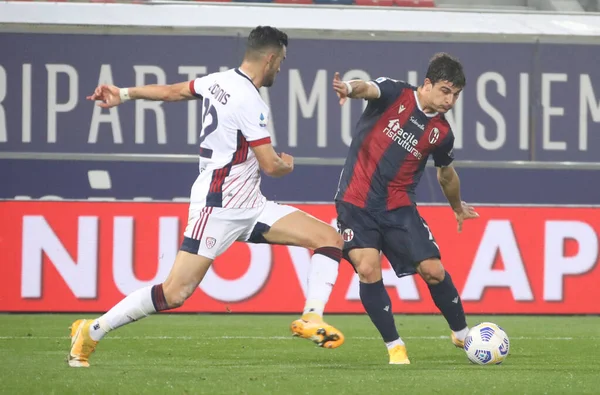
[
  {"x1": 425, "y1": 53, "x2": 466, "y2": 89},
  {"x1": 245, "y1": 26, "x2": 288, "y2": 58}
]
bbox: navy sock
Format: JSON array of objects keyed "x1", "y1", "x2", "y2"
[
  {"x1": 427, "y1": 271, "x2": 467, "y2": 331},
  {"x1": 359, "y1": 280, "x2": 399, "y2": 342}
]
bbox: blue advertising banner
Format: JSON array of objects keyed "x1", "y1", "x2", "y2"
[
  {"x1": 3, "y1": 160, "x2": 600, "y2": 205},
  {"x1": 1, "y1": 33, "x2": 599, "y2": 161},
  {"x1": 534, "y1": 44, "x2": 600, "y2": 161}
]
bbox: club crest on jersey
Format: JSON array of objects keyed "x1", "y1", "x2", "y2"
[
  {"x1": 429, "y1": 127, "x2": 440, "y2": 144},
  {"x1": 259, "y1": 113, "x2": 268, "y2": 128},
  {"x1": 206, "y1": 237, "x2": 217, "y2": 249},
  {"x1": 342, "y1": 228, "x2": 354, "y2": 242}
]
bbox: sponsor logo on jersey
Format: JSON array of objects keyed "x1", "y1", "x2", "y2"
[
  {"x1": 383, "y1": 119, "x2": 423, "y2": 159},
  {"x1": 409, "y1": 116, "x2": 425, "y2": 130}
]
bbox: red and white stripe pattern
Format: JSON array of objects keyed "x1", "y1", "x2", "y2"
[
  {"x1": 191, "y1": 207, "x2": 214, "y2": 240},
  {"x1": 221, "y1": 161, "x2": 265, "y2": 209},
  {"x1": 203, "y1": 133, "x2": 270, "y2": 209}
]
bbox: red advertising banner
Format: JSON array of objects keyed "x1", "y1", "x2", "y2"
[{"x1": 1, "y1": 201, "x2": 599, "y2": 314}]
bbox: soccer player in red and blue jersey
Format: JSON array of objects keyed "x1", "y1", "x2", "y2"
[{"x1": 332, "y1": 53, "x2": 479, "y2": 364}]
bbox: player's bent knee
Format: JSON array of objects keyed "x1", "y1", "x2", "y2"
[
  {"x1": 422, "y1": 274, "x2": 443, "y2": 285},
  {"x1": 418, "y1": 259, "x2": 446, "y2": 285},
  {"x1": 355, "y1": 260, "x2": 382, "y2": 283}
]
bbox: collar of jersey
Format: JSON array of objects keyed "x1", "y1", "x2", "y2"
[
  {"x1": 235, "y1": 68, "x2": 260, "y2": 92},
  {"x1": 413, "y1": 90, "x2": 438, "y2": 118}
]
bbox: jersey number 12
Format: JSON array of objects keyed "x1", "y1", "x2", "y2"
[{"x1": 199, "y1": 98, "x2": 218, "y2": 145}]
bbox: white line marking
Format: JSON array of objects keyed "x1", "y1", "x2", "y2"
[{"x1": 0, "y1": 335, "x2": 576, "y2": 340}]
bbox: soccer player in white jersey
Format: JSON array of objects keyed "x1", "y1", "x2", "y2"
[{"x1": 68, "y1": 26, "x2": 344, "y2": 367}]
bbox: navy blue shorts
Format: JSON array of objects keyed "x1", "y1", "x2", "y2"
[{"x1": 335, "y1": 200, "x2": 441, "y2": 278}]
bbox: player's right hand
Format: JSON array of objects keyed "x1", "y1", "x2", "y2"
[
  {"x1": 332, "y1": 72, "x2": 348, "y2": 106},
  {"x1": 86, "y1": 84, "x2": 122, "y2": 108},
  {"x1": 454, "y1": 201, "x2": 479, "y2": 233},
  {"x1": 279, "y1": 152, "x2": 294, "y2": 173}
]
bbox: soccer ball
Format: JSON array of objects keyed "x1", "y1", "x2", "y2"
[{"x1": 463, "y1": 322, "x2": 510, "y2": 365}]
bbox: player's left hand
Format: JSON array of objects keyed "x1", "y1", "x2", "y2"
[
  {"x1": 332, "y1": 72, "x2": 349, "y2": 106},
  {"x1": 454, "y1": 201, "x2": 479, "y2": 233},
  {"x1": 279, "y1": 152, "x2": 294, "y2": 173},
  {"x1": 86, "y1": 84, "x2": 122, "y2": 108}
]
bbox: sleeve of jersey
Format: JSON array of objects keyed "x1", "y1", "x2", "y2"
[
  {"x1": 432, "y1": 132, "x2": 455, "y2": 167},
  {"x1": 238, "y1": 105, "x2": 272, "y2": 148},
  {"x1": 188, "y1": 78, "x2": 203, "y2": 99},
  {"x1": 369, "y1": 77, "x2": 409, "y2": 108}
]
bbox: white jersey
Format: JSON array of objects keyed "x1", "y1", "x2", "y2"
[{"x1": 188, "y1": 68, "x2": 272, "y2": 209}]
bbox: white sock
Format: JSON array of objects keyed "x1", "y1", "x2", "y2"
[
  {"x1": 302, "y1": 300, "x2": 325, "y2": 318},
  {"x1": 302, "y1": 249, "x2": 340, "y2": 317},
  {"x1": 89, "y1": 286, "x2": 157, "y2": 341},
  {"x1": 453, "y1": 326, "x2": 469, "y2": 341},
  {"x1": 385, "y1": 338, "x2": 405, "y2": 350}
]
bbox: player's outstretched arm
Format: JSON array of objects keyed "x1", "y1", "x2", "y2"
[
  {"x1": 252, "y1": 144, "x2": 294, "y2": 178},
  {"x1": 86, "y1": 81, "x2": 195, "y2": 109},
  {"x1": 437, "y1": 166, "x2": 479, "y2": 232},
  {"x1": 437, "y1": 166, "x2": 463, "y2": 212},
  {"x1": 332, "y1": 72, "x2": 380, "y2": 105}
]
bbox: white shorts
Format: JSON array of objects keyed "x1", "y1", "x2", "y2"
[{"x1": 181, "y1": 201, "x2": 298, "y2": 259}]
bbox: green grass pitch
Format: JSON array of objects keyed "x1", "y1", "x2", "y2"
[{"x1": 1, "y1": 314, "x2": 599, "y2": 394}]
